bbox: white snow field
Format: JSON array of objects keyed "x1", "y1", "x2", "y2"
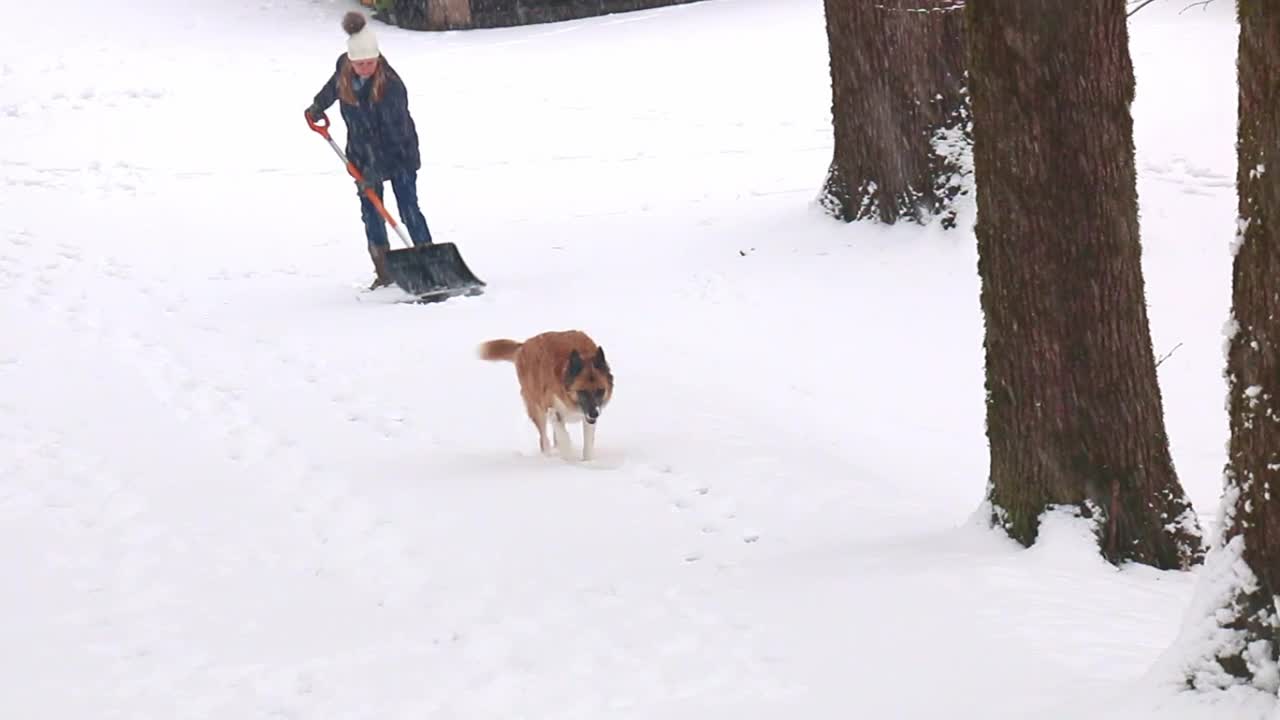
[{"x1": 0, "y1": 0, "x2": 1259, "y2": 717}]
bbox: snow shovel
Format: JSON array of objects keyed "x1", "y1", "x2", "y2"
[{"x1": 306, "y1": 110, "x2": 485, "y2": 302}]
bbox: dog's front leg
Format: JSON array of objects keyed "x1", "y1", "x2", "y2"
[{"x1": 582, "y1": 421, "x2": 596, "y2": 462}]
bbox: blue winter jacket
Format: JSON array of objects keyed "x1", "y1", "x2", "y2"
[{"x1": 312, "y1": 55, "x2": 421, "y2": 182}]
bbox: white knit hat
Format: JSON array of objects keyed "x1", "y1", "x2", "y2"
[{"x1": 342, "y1": 11, "x2": 380, "y2": 61}]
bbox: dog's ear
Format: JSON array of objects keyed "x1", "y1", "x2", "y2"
[
  {"x1": 593, "y1": 347, "x2": 609, "y2": 371},
  {"x1": 565, "y1": 350, "x2": 584, "y2": 385}
]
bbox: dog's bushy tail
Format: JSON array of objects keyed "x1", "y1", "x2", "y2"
[{"x1": 478, "y1": 339, "x2": 522, "y2": 362}]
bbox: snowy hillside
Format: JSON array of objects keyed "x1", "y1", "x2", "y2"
[{"x1": 0, "y1": 0, "x2": 1256, "y2": 717}]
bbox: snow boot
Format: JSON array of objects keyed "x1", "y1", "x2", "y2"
[{"x1": 368, "y1": 245, "x2": 394, "y2": 290}]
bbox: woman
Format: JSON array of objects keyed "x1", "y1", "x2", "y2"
[{"x1": 306, "y1": 11, "x2": 433, "y2": 290}]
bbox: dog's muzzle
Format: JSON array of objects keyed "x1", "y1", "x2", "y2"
[{"x1": 578, "y1": 390, "x2": 602, "y2": 424}]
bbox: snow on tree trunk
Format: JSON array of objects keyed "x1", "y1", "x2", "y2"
[
  {"x1": 965, "y1": 0, "x2": 1204, "y2": 569},
  {"x1": 819, "y1": 0, "x2": 971, "y2": 229},
  {"x1": 1174, "y1": 0, "x2": 1280, "y2": 692}
]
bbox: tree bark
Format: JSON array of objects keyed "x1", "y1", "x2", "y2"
[
  {"x1": 381, "y1": 0, "x2": 431, "y2": 29},
  {"x1": 1184, "y1": 0, "x2": 1280, "y2": 688},
  {"x1": 966, "y1": 0, "x2": 1203, "y2": 569},
  {"x1": 820, "y1": 0, "x2": 971, "y2": 229}
]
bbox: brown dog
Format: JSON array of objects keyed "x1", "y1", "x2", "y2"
[{"x1": 478, "y1": 330, "x2": 613, "y2": 461}]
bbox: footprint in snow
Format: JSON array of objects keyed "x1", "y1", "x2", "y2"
[{"x1": 637, "y1": 463, "x2": 764, "y2": 564}]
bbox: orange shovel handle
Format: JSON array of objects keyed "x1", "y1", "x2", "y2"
[{"x1": 305, "y1": 109, "x2": 412, "y2": 248}]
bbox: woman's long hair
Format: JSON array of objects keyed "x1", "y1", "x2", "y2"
[{"x1": 337, "y1": 57, "x2": 388, "y2": 105}]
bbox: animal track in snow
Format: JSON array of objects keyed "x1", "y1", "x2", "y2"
[
  {"x1": 263, "y1": 336, "x2": 425, "y2": 445},
  {"x1": 10, "y1": 87, "x2": 167, "y2": 117},
  {"x1": 4, "y1": 231, "x2": 74, "y2": 309},
  {"x1": 635, "y1": 462, "x2": 761, "y2": 568},
  {"x1": 1142, "y1": 156, "x2": 1233, "y2": 196}
]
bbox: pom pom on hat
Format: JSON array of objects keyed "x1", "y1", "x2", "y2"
[
  {"x1": 342, "y1": 11, "x2": 366, "y2": 34},
  {"x1": 342, "y1": 11, "x2": 380, "y2": 61}
]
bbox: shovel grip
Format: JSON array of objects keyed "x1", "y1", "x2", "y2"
[{"x1": 306, "y1": 109, "x2": 331, "y2": 138}]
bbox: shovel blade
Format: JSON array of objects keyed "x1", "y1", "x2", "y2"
[{"x1": 384, "y1": 242, "x2": 486, "y2": 300}]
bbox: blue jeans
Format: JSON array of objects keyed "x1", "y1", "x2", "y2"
[{"x1": 359, "y1": 169, "x2": 433, "y2": 250}]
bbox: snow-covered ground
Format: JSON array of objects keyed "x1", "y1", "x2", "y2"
[{"x1": 0, "y1": 0, "x2": 1258, "y2": 717}]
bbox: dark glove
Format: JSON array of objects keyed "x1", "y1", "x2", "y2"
[{"x1": 305, "y1": 103, "x2": 325, "y2": 122}]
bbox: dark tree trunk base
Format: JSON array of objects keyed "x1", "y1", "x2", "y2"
[{"x1": 820, "y1": 0, "x2": 971, "y2": 229}]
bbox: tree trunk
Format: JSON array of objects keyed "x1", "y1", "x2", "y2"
[
  {"x1": 820, "y1": 0, "x2": 971, "y2": 229},
  {"x1": 383, "y1": 0, "x2": 432, "y2": 29},
  {"x1": 1182, "y1": 0, "x2": 1280, "y2": 689},
  {"x1": 966, "y1": 0, "x2": 1203, "y2": 569}
]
